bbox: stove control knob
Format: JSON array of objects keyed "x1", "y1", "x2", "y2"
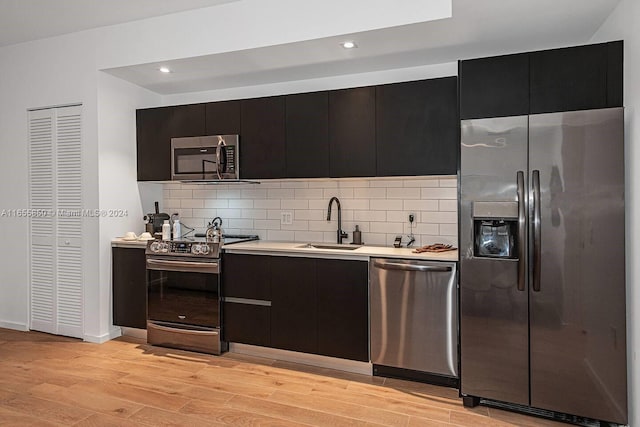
[
  {"x1": 200, "y1": 245, "x2": 210, "y2": 255},
  {"x1": 149, "y1": 241, "x2": 161, "y2": 253},
  {"x1": 160, "y1": 242, "x2": 169, "y2": 253},
  {"x1": 191, "y1": 245, "x2": 200, "y2": 255}
]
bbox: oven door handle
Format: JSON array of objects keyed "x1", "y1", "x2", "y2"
[{"x1": 146, "y1": 258, "x2": 219, "y2": 274}]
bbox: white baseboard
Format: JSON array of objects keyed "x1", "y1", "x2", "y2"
[
  {"x1": 229, "y1": 343, "x2": 373, "y2": 376},
  {"x1": 83, "y1": 327, "x2": 122, "y2": 344},
  {"x1": 0, "y1": 320, "x2": 29, "y2": 331}
]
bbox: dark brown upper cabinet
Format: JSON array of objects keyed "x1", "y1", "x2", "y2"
[
  {"x1": 459, "y1": 41, "x2": 623, "y2": 119},
  {"x1": 459, "y1": 53, "x2": 529, "y2": 120},
  {"x1": 285, "y1": 91, "x2": 329, "y2": 178},
  {"x1": 376, "y1": 77, "x2": 458, "y2": 176},
  {"x1": 240, "y1": 96, "x2": 286, "y2": 179},
  {"x1": 136, "y1": 104, "x2": 206, "y2": 181},
  {"x1": 529, "y1": 41, "x2": 623, "y2": 114},
  {"x1": 329, "y1": 87, "x2": 376, "y2": 177},
  {"x1": 205, "y1": 100, "x2": 241, "y2": 135}
]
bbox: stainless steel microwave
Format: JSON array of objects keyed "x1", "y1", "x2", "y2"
[{"x1": 171, "y1": 135, "x2": 239, "y2": 181}]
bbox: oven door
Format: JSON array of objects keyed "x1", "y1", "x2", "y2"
[{"x1": 146, "y1": 256, "x2": 225, "y2": 354}]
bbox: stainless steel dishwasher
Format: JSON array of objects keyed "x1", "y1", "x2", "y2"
[{"x1": 370, "y1": 258, "x2": 458, "y2": 385}]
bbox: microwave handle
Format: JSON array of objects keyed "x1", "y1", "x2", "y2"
[{"x1": 216, "y1": 138, "x2": 227, "y2": 179}]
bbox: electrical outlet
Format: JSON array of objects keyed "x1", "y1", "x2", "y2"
[
  {"x1": 408, "y1": 213, "x2": 415, "y2": 223},
  {"x1": 280, "y1": 211, "x2": 293, "y2": 225}
]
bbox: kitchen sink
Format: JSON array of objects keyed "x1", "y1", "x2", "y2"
[{"x1": 297, "y1": 243, "x2": 361, "y2": 251}]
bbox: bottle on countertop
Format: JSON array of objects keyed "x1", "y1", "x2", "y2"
[
  {"x1": 162, "y1": 220, "x2": 171, "y2": 240},
  {"x1": 172, "y1": 219, "x2": 181, "y2": 240}
]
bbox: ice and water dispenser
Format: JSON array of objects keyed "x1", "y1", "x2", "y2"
[{"x1": 472, "y1": 201, "x2": 518, "y2": 259}]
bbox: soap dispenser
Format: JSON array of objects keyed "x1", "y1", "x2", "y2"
[{"x1": 352, "y1": 225, "x2": 362, "y2": 245}]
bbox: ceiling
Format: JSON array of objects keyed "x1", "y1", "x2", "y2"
[
  {"x1": 0, "y1": 0, "x2": 621, "y2": 95},
  {"x1": 0, "y1": 0, "x2": 236, "y2": 47}
]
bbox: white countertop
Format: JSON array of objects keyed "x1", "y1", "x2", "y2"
[
  {"x1": 111, "y1": 237, "x2": 150, "y2": 248},
  {"x1": 111, "y1": 238, "x2": 458, "y2": 262},
  {"x1": 222, "y1": 240, "x2": 458, "y2": 262}
]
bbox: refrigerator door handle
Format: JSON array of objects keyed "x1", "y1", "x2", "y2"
[
  {"x1": 517, "y1": 171, "x2": 526, "y2": 292},
  {"x1": 532, "y1": 170, "x2": 542, "y2": 292}
]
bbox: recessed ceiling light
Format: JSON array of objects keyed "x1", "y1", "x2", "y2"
[
  {"x1": 341, "y1": 41, "x2": 357, "y2": 49},
  {"x1": 159, "y1": 67, "x2": 171, "y2": 73}
]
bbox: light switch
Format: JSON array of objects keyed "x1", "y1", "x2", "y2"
[{"x1": 281, "y1": 211, "x2": 293, "y2": 225}]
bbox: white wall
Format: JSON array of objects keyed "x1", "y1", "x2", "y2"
[
  {"x1": 0, "y1": 32, "x2": 99, "y2": 331},
  {"x1": 591, "y1": 0, "x2": 639, "y2": 424},
  {"x1": 94, "y1": 72, "x2": 162, "y2": 341}
]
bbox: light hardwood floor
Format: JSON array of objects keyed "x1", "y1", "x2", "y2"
[{"x1": 0, "y1": 328, "x2": 566, "y2": 426}]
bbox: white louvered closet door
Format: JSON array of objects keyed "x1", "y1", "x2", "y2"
[{"x1": 28, "y1": 105, "x2": 83, "y2": 338}]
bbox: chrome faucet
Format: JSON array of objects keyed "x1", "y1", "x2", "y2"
[{"x1": 327, "y1": 196, "x2": 348, "y2": 244}]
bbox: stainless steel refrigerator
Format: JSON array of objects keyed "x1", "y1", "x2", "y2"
[{"x1": 459, "y1": 107, "x2": 627, "y2": 424}]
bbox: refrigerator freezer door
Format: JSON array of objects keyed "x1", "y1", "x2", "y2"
[
  {"x1": 529, "y1": 108, "x2": 627, "y2": 424},
  {"x1": 460, "y1": 116, "x2": 529, "y2": 405}
]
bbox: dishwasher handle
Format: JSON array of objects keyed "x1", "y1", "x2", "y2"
[{"x1": 373, "y1": 260, "x2": 452, "y2": 273}]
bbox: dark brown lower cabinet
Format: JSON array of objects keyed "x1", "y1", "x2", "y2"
[
  {"x1": 270, "y1": 257, "x2": 317, "y2": 354},
  {"x1": 223, "y1": 302, "x2": 270, "y2": 347},
  {"x1": 112, "y1": 247, "x2": 147, "y2": 329},
  {"x1": 222, "y1": 253, "x2": 369, "y2": 361},
  {"x1": 317, "y1": 259, "x2": 369, "y2": 361}
]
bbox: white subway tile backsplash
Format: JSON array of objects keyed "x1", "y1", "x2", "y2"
[
  {"x1": 410, "y1": 223, "x2": 439, "y2": 235},
  {"x1": 371, "y1": 199, "x2": 403, "y2": 211},
  {"x1": 370, "y1": 221, "x2": 403, "y2": 234},
  {"x1": 439, "y1": 223, "x2": 458, "y2": 236},
  {"x1": 192, "y1": 208, "x2": 218, "y2": 218},
  {"x1": 267, "y1": 230, "x2": 295, "y2": 241},
  {"x1": 282, "y1": 220, "x2": 309, "y2": 231},
  {"x1": 294, "y1": 231, "x2": 324, "y2": 242},
  {"x1": 242, "y1": 209, "x2": 266, "y2": 219},
  {"x1": 254, "y1": 199, "x2": 281, "y2": 209},
  {"x1": 387, "y1": 187, "x2": 421, "y2": 199},
  {"x1": 241, "y1": 189, "x2": 267, "y2": 199},
  {"x1": 217, "y1": 189, "x2": 242, "y2": 199},
  {"x1": 403, "y1": 199, "x2": 438, "y2": 211},
  {"x1": 439, "y1": 178, "x2": 458, "y2": 187},
  {"x1": 309, "y1": 180, "x2": 337, "y2": 189},
  {"x1": 422, "y1": 211, "x2": 457, "y2": 224},
  {"x1": 163, "y1": 175, "x2": 459, "y2": 243},
  {"x1": 354, "y1": 187, "x2": 386, "y2": 199},
  {"x1": 268, "y1": 188, "x2": 295, "y2": 199},
  {"x1": 439, "y1": 199, "x2": 458, "y2": 212},
  {"x1": 203, "y1": 199, "x2": 228, "y2": 208},
  {"x1": 336, "y1": 180, "x2": 370, "y2": 188},
  {"x1": 229, "y1": 199, "x2": 254, "y2": 209},
  {"x1": 323, "y1": 188, "x2": 354, "y2": 199},
  {"x1": 170, "y1": 189, "x2": 193, "y2": 199},
  {"x1": 295, "y1": 209, "x2": 324, "y2": 221},
  {"x1": 370, "y1": 180, "x2": 405, "y2": 188},
  {"x1": 421, "y1": 187, "x2": 457, "y2": 200},
  {"x1": 228, "y1": 219, "x2": 254, "y2": 229},
  {"x1": 267, "y1": 210, "x2": 282, "y2": 220},
  {"x1": 280, "y1": 180, "x2": 309, "y2": 189},
  {"x1": 193, "y1": 189, "x2": 217, "y2": 199},
  {"x1": 342, "y1": 199, "x2": 369, "y2": 210},
  {"x1": 403, "y1": 178, "x2": 439, "y2": 187},
  {"x1": 354, "y1": 210, "x2": 386, "y2": 222},
  {"x1": 216, "y1": 208, "x2": 242, "y2": 218},
  {"x1": 295, "y1": 188, "x2": 323, "y2": 199},
  {"x1": 180, "y1": 199, "x2": 204, "y2": 209},
  {"x1": 255, "y1": 219, "x2": 281, "y2": 230},
  {"x1": 282, "y1": 199, "x2": 309, "y2": 209}
]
